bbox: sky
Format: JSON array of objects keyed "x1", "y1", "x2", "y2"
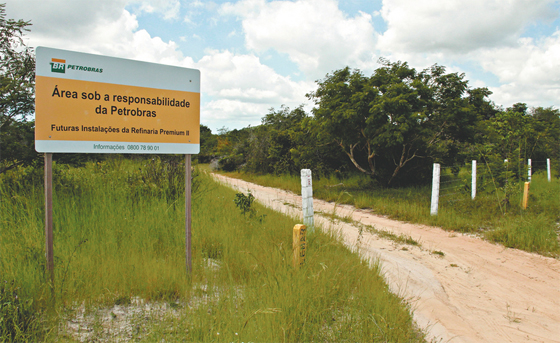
[{"x1": 6, "y1": 0, "x2": 560, "y2": 132}]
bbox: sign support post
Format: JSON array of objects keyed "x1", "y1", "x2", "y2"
[
  {"x1": 44, "y1": 153, "x2": 54, "y2": 298},
  {"x1": 185, "y1": 155, "x2": 192, "y2": 274}
]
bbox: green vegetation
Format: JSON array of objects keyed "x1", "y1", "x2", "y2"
[
  {"x1": 206, "y1": 70, "x2": 558, "y2": 189},
  {"x1": 0, "y1": 4, "x2": 38, "y2": 174},
  {"x1": 1, "y1": 157, "x2": 426, "y2": 342},
  {"x1": 215, "y1": 169, "x2": 560, "y2": 257},
  {"x1": 0, "y1": 5, "x2": 557, "y2": 339}
]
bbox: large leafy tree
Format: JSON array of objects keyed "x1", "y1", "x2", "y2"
[
  {"x1": 0, "y1": 3, "x2": 36, "y2": 173},
  {"x1": 308, "y1": 59, "x2": 490, "y2": 185}
]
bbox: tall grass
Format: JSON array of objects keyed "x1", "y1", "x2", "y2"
[
  {"x1": 0, "y1": 157, "x2": 425, "y2": 342},
  {"x1": 214, "y1": 168, "x2": 560, "y2": 256}
]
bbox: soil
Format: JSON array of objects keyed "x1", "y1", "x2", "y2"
[{"x1": 213, "y1": 174, "x2": 560, "y2": 343}]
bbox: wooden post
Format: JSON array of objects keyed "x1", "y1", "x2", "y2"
[
  {"x1": 430, "y1": 163, "x2": 440, "y2": 216},
  {"x1": 293, "y1": 224, "x2": 307, "y2": 268},
  {"x1": 547, "y1": 158, "x2": 551, "y2": 182},
  {"x1": 522, "y1": 182, "x2": 530, "y2": 209},
  {"x1": 471, "y1": 160, "x2": 477, "y2": 200},
  {"x1": 185, "y1": 154, "x2": 192, "y2": 274},
  {"x1": 44, "y1": 153, "x2": 54, "y2": 293}
]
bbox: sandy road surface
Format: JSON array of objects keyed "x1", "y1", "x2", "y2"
[{"x1": 213, "y1": 174, "x2": 560, "y2": 343}]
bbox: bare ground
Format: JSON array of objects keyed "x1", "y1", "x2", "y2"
[{"x1": 213, "y1": 174, "x2": 560, "y2": 343}]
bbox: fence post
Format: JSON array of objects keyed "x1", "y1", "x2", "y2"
[
  {"x1": 547, "y1": 158, "x2": 551, "y2": 182},
  {"x1": 430, "y1": 163, "x2": 440, "y2": 216},
  {"x1": 528, "y1": 159, "x2": 532, "y2": 182},
  {"x1": 472, "y1": 160, "x2": 477, "y2": 200},
  {"x1": 293, "y1": 224, "x2": 307, "y2": 268},
  {"x1": 522, "y1": 182, "x2": 530, "y2": 209},
  {"x1": 301, "y1": 169, "x2": 314, "y2": 233}
]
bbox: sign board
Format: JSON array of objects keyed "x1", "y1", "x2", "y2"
[{"x1": 35, "y1": 47, "x2": 200, "y2": 154}]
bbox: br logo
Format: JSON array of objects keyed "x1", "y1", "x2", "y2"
[{"x1": 50, "y1": 58, "x2": 66, "y2": 73}]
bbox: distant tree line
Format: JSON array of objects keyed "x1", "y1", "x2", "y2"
[
  {"x1": 203, "y1": 62, "x2": 559, "y2": 186},
  {"x1": 1, "y1": 6, "x2": 559, "y2": 187}
]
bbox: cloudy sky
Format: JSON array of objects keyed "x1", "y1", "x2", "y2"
[{"x1": 6, "y1": 0, "x2": 560, "y2": 132}]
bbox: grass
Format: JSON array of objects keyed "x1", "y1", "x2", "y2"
[
  {"x1": 213, "y1": 168, "x2": 560, "y2": 257},
  {"x1": 0, "y1": 157, "x2": 426, "y2": 342}
]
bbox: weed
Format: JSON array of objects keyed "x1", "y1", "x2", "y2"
[
  {"x1": 234, "y1": 191, "x2": 256, "y2": 216},
  {"x1": 505, "y1": 303, "x2": 522, "y2": 323},
  {"x1": 1, "y1": 159, "x2": 426, "y2": 342},
  {"x1": 234, "y1": 191, "x2": 266, "y2": 222},
  {"x1": 361, "y1": 223, "x2": 420, "y2": 247},
  {"x1": 114, "y1": 296, "x2": 131, "y2": 306},
  {"x1": 0, "y1": 280, "x2": 39, "y2": 341}
]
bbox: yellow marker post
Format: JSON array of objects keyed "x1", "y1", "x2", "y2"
[
  {"x1": 522, "y1": 182, "x2": 530, "y2": 209},
  {"x1": 293, "y1": 224, "x2": 307, "y2": 268}
]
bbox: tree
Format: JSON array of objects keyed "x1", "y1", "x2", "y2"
[
  {"x1": 479, "y1": 104, "x2": 560, "y2": 181},
  {"x1": 307, "y1": 67, "x2": 380, "y2": 176},
  {"x1": 530, "y1": 106, "x2": 560, "y2": 165},
  {"x1": 308, "y1": 60, "x2": 490, "y2": 185},
  {"x1": 197, "y1": 124, "x2": 218, "y2": 163},
  {"x1": 0, "y1": 3, "x2": 37, "y2": 173}
]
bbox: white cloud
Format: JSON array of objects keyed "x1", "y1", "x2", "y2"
[
  {"x1": 129, "y1": 0, "x2": 181, "y2": 20},
  {"x1": 202, "y1": 98, "x2": 270, "y2": 130},
  {"x1": 378, "y1": 0, "x2": 557, "y2": 54},
  {"x1": 195, "y1": 50, "x2": 314, "y2": 128},
  {"x1": 196, "y1": 50, "x2": 311, "y2": 102},
  {"x1": 474, "y1": 32, "x2": 560, "y2": 107},
  {"x1": 18, "y1": 8, "x2": 189, "y2": 67},
  {"x1": 220, "y1": 0, "x2": 379, "y2": 79},
  {"x1": 5, "y1": 0, "x2": 185, "y2": 63},
  {"x1": 5, "y1": 0, "x2": 129, "y2": 39}
]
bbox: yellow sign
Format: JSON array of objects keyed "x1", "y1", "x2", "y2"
[{"x1": 35, "y1": 47, "x2": 200, "y2": 154}]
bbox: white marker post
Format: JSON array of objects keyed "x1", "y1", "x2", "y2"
[
  {"x1": 471, "y1": 160, "x2": 477, "y2": 200},
  {"x1": 430, "y1": 163, "x2": 440, "y2": 216},
  {"x1": 301, "y1": 169, "x2": 314, "y2": 233},
  {"x1": 547, "y1": 158, "x2": 551, "y2": 182},
  {"x1": 528, "y1": 159, "x2": 532, "y2": 182}
]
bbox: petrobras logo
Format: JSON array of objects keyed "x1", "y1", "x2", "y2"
[
  {"x1": 50, "y1": 58, "x2": 66, "y2": 73},
  {"x1": 49, "y1": 57, "x2": 103, "y2": 74}
]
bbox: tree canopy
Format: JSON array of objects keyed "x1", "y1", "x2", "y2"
[
  {"x1": 0, "y1": 3, "x2": 36, "y2": 173},
  {"x1": 306, "y1": 60, "x2": 493, "y2": 185}
]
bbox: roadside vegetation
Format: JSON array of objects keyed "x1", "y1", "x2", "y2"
[
  {"x1": 1, "y1": 157, "x2": 426, "y2": 342},
  {"x1": 215, "y1": 168, "x2": 560, "y2": 257}
]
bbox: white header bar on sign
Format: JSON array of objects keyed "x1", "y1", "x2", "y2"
[{"x1": 36, "y1": 47, "x2": 200, "y2": 93}]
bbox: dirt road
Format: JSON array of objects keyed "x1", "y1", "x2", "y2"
[{"x1": 213, "y1": 174, "x2": 560, "y2": 343}]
